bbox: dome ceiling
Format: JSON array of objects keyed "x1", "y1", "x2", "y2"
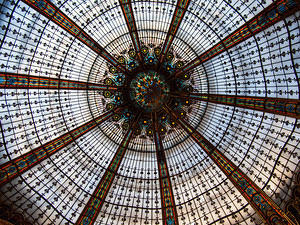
[{"x1": 0, "y1": 0, "x2": 299, "y2": 225}]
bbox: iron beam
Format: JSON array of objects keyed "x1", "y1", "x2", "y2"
[
  {"x1": 0, "y1": 72, "x2": 119, "y2": 91},
  {"x1": 173, "y1": 93, "x2": 300, "y2": 119},
  {"x1": 75, "y1": 112, "x2": 141, "y2": 225},
  {"x1": 152, "y1": 113, "x2": 179, "y2": 225}
]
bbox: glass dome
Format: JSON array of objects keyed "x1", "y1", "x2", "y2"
[{"x1": 0, "y1": 0, "x2": 299, "y2": 224}]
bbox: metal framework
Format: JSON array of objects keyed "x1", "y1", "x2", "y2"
[
  {"x1": 0, "y1": 108, "x2": 121, "y2": 186},
  {"x1": 75, "y1": 113, "x2": 141, "y2": 225},
  {"x1": 163, "y1": 104, "x2": 296, "y2": 225},
  {"x1": 0, "y1": 0, "x2": 299, "y2": 224},
  {"x1": 119, "y1": 0, "x2": 144, "y2": 65},
  {"x1": 174, "y1": 0, "x2": 300, "y2": 77},
  {"x1": 159, "y1": 0, "x2": 191, "y2": 64},
  {"x1": 173, "y1": 93, "x2": 300, "y2": 119},
  {"x1": 0, "y1": 72, "x2": 119, "y2": 91},
  {"x1": 152, "y1": 113, "x2": 179, "y2": 225},
  {"x1": 21, "y1": 0, "x2": 127, "y2": 74}
]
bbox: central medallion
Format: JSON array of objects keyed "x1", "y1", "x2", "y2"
[
  {"x1": 101, "y1": 44, "x2": 194, "y2": 138},
  {"x1": 130, "y1": 70, "x2": 170, "y2": 112}
]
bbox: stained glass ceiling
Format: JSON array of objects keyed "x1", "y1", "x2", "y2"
[{"x1": 0, "y1": 0, "x2": 299, "y2": 224}]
